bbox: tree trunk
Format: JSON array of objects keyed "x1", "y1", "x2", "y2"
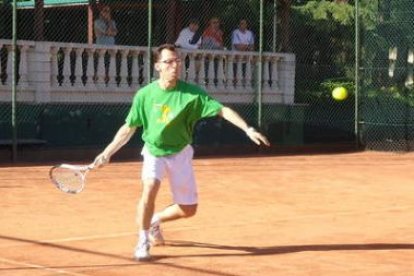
[
  {"x1": 279, "y1": 0, "x2": 292, "y2": 52},
  {"x1": 34, "y1": 0, "x2": 45, "y2": 41}
]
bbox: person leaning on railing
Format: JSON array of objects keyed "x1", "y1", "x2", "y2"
[
  {"x1": 94, "y1": 4, "x2": 118, "y2": 46},
  {"x1": 175, "y1": 18, "x2": 202, "y2": 76},
  {"x1": 231, "y1": 19, "x2": 255, "y2": 86}
]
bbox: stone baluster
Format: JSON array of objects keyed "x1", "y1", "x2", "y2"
[
  {"x1": 107, "y1": 49, "x2": 117, "y2": 87},
  {"x1": 74, "y1": 48, "x2": 84, "y2": 86},
  {"x1": 244, "y1": 56, "x2": 252, "y2": 91},
  {"x1": 271, "y1": 57, "x2": 279, "y2": 90},
  {"x1": 95, "y1": 49, "x2": 106, "y2": 88},
  {"x1": 226, "y1": 55, "x2": 235, "y2": 92},
  {"x1": 263, "y1": 57, "x2": 270, "y2": 92},
  {"x1": 85, "y1": 48, "x2": 95, "y2": 88},
  {"x1": 130, "y1": 50, "x2": 139, "y2": 88},
  {"x1": 62, "y1": 47, "x2": 72, "y2": 87},
  {"x1": 119, "y1": 49, "x2": 129, "y2": 88},
  {"x1": 216, "y1": 54, "x2": 225, "y2": 90},
  {"x1": 18, "y1": 44, "x2": 29, "y2": 88}
]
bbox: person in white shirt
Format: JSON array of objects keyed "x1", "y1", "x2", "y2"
[
  {"x1": 231, "y1": 19, "x2": 254, "y2": 86},
  {"x1": 231, "y1": 19, "x2": 254, "y2": 51},
  {"x1": 175, "y1": 19, "x2": 202, "y2": 80},
  {"x1": 175, "y1": 19, "x2": 201, "y2": 50}
]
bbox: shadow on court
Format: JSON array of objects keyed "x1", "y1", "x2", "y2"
[
  {"x1": 0, "y1": 235, "x2": 239, "y2": 276},
  {"x1": 163, "y1": 240, "x2": 414, "y2": 258},
  {"x1": 2, "y1": 234, "x2": 414, "y2": 262}
]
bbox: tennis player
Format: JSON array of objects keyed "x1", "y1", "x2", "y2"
[{"x1": 93, "y1": 44, "x2": 270, "y2": 261}]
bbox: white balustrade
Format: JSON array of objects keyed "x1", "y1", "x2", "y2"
[{"x1": 0, "y1": 39, "x2": 296, "y2": 104}]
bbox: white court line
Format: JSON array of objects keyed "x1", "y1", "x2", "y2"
[
  {"x1": 41, "y1": 231, "x2": 137, "y2": 243},
  {"x1": 0, "y1": 232, "x2": 137, "y2": 249},
  {"x1": 0, "y1": 256, "x2": 90, "y2": 276}
]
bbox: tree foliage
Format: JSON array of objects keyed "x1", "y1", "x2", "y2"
[{"x1": 294, "y1": 0, "x2": 354, "y2": 26}]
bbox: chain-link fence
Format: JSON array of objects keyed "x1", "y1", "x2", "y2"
[
  {"x1": 1, "y1": 0, "x2": 412, "y2": 162},
  {"x1": 359, "y1": 0, "x2": 414, "y2": 151}
]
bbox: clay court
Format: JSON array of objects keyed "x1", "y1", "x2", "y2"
[{"x1": 1, "y1": 151, "x2": 414, "y2": 275}]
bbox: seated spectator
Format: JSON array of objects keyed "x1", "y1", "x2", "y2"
[{"x1": 175, "y1": 18, "x2": 202, "y2": 50}]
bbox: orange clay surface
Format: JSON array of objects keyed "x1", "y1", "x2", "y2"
[{"x1": 1, "y1": 151, "x2": 414, "y2": 275}]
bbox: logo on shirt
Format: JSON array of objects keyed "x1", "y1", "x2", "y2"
[{"x1": 154, "y1": 104, "x2": 173, "y2": 124}]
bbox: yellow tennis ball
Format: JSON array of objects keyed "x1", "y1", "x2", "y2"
[{"x1": 332, "y1": 86, "x2": 348, "y2": 101}]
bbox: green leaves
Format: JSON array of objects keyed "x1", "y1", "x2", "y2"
[{"x1": 294, "y1": 0, "x2": 354, "y2": 26}]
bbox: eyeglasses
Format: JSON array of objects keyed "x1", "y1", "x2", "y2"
[
  {"x1": 159, "y1": 58, "x2": 181, "y2": 65},
  {"x1": 102, "y1": 9, "x2": 110, "y2": 13}
]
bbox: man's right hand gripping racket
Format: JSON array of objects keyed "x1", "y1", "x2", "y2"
[{"x1": 49, "y1": 163, "x2": 94, "y2": 194}]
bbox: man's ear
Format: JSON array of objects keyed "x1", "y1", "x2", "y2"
[{"x1": 154, "y1": 62, "x2": 161, "y2": 72}]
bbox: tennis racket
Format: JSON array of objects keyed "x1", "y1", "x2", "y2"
[{"x1": 49, "y1": 163, "x2": 94, "y2": 194}]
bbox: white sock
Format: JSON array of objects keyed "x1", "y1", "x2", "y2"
[
  {"x1": 151, "y1": 214, "x2": 161, "y2": 226},
  {"x1": 139, "y1": 230, "x2": 149, "y2": 244}
]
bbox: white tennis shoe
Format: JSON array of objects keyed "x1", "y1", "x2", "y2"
[
  {"x1": 149, "y1": 223, "x2": 165, "y2": 246},
  {"x1": 134, "y1": 240, "x2": 151, "y2": 261}
]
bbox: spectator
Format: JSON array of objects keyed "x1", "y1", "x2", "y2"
[
  {"x1": 200, "y1": 17, "x2": 224, "y2": 85},
  {"x1": 200, "y1": 17, "x2": 224, "y2": 50},
  {"x1": 231, "y1": 19, "x2": 254, "y2": 86},
  {"x1": 231, "y1": 19, "x2": 254, "y2": 51},
  {"x1": 93, "y1": 5, "x2": 117, "y2": 84},
  {"x1": 175, "y1": 18, "x2": 202, "y2": 80},
  {"x1": 94, "y1": 5, "x2": 118, "y2": 45},
  {"x1": 175, "y1": 18, "x2": 202, "y2": 50}
]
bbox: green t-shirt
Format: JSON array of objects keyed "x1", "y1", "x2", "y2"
[{"x1": 125, "y1": 80, "x2": 223, "y2": 156}]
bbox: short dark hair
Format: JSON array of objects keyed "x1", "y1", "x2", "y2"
[
  {"x1": 188, "y1": 18, "x2": 199, "y2": 25},
  {"x1": 98, "y1": 4, "x2": 110, "y2": 12},
  {"x1": 155, "y1": 44, "x2": 177, "y2": 62}
]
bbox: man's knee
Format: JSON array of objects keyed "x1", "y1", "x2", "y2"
[
  {"x1": 140, "y1": 178, "x2": 161, "y2": 199},
  {"x1": 179, "y1": 204, "x2": 197, "y2": 218}
]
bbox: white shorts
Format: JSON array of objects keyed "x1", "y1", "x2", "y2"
[{"x1": 141, "y1": 145, "x2": 198, "y2": 205}]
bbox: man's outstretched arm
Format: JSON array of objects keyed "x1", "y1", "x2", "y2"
[
  {"x1": 218, "y1": 106, "x2": 270, "y2": 146},
  {"x1": 93, "y1": 123, "x2": 137, "y2": 167}
]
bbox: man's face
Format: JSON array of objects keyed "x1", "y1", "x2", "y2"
[
  {"x1": 210, "y1": 19, "x2": 220, "y2": 30},
  {"x1": 156, "y1": 49, "x2": 182, "y2": 81},
  {"x1": 100, "y1": 7, "x2": 111, "y2": 20},
  {"x1": 239, "y1": 20, "x2": 248, "y2": 31},
  {"x1": 189, "y1": 22, "x2": 199, "y2": 32}
]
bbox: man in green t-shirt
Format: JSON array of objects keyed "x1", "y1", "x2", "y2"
[{"x1": 93, "y1": 44, "x2": 269, "y2": 261}]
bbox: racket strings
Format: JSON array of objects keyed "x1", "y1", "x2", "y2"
[{"x1": 52, "y1": 167, "x2": 84, "y2": 193}]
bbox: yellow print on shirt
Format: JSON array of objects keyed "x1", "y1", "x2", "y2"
[{"x1": 156, "y1": 104, "x2": 172, "y2": 124}]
